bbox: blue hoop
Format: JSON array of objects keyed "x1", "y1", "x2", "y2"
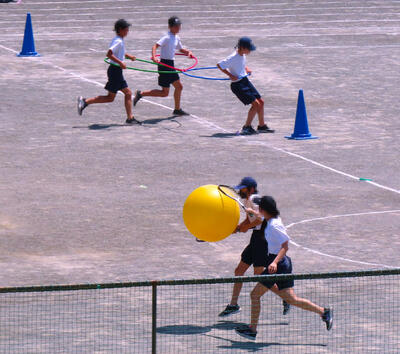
[{"x1": 183, "y1": 66, "x2": 250, "y2": 81}]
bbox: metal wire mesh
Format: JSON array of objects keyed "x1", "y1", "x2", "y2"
[{"x1": 0, "y1": 269, "x2": 399, "y2": 353}]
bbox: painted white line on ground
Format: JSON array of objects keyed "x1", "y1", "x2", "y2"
[
  {"x1": 5, "y1": 5, "x2": 400, "y2": 12},
  {"x1": 1, "y1": 42, "x2": 399, "y2": 197},
  {"x1": 2, "y1": 31, "x2": 399, "y2": 40},
  {"x1": 0, "y1": 44, "x2": 18, "y2": 54},
  {"x1": 14, "y1": 0, "x2": 399, "y2": 6},
  {"x1": 2, "y1": 18, "x2": 400, "y2": 25},
  {"x1": 286, "y1": 210, "x2": 400, "y2": 268}
]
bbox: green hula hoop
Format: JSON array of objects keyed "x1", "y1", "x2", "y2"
[{"x1": 104, "y1": 58, "x2": 181, "y2": 74}]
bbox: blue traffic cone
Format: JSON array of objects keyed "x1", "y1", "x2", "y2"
[
  {"x1": 17, "y1": 13, "x2": 40, "y2": 57},
  {"x1": 285, "y1": 89, "x2": 318, "y2": 140}
]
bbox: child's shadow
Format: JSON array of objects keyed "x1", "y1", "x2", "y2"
[
  {"x1": 72, "y1": 116, "x2": 180, "y2": 130},
  {"x1": 157, "y1": 320, "x2": 326, "y2": 352}
]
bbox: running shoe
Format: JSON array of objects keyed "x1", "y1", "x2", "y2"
[
  {"x1": 322, "y1": 308, "x2": 333, "y2": 330},
  {"x1": 125, "y1": 117, "x2": 142, "y2": 125},
  {"x1": 173, "y1": 108, "x2": 189, "y2": 116},
  {"x1": 218, "y1": 304, "x2": 241, "y2": 317},
  {"x1": 240, "y1": 125, "x2": 257, "y2": 135},
  {"x1": 133, "y1": 90, "x2": 142, "y2": 106},
  {"x1": 283, "y1": 300, "x2": 291, "y2": 315},
  {"x1": 77, "y1": 96, "x2": 87, "y2": 116},
  {"x1": 235, "y1": 325, "x2": 257, "y2": 341},
  {"x1": 257, "y1": 125, "x2": 275, "y2": 133}
]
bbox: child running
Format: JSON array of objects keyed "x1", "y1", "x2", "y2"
[
  {"x1": 218, "y1": 177, "x2": 290, "y2": 318},
  {"x1": 133, "y1": 16, "x2": 194, "y2": 116},
  {"x1": 217, "y1": 37, "x2": 274, "y2": 135},
  {"x1": 235, "y1": 196, "x2": 333, "y2": 341},
  {"x1": 77, "y1": 19, "x2": 141, "y2": 125}
]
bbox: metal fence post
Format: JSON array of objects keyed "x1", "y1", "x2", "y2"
[{"x1": 152, "y1": 281, "x2": 157, "y2": 354}]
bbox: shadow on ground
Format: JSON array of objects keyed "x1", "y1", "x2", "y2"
[{"x1": 157, "y1": 321, "x2": 325, "y2": 352}]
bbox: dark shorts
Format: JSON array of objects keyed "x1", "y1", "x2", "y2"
[
  {"x1": 158, "y1": 59, "x2": 180, "y2": 87},
  {"x1": 104, "y1": 65, "x2": 128, "y2": 93},
  {"x1": 259, "y1": 255, "x2": 294, "y2": 290},
  {"x1": 241, "y1": 230, "x2": 268, "y2": 267},
  {"x1": 230, "y1": 77, "x2": 261, "y2": 105}
]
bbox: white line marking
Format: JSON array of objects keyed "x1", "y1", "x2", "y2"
[
  {"x1": 5, "y1": 4, "x2": 400, "y2": 12},
  {"x1": 286, "y1": 210, "x2": 400, "y2": 268},
  {"x1": 1, "y1": 43, "x2": 398, "y2": 196},
  {"x1": 2, "y1": 18, "x2": 400, "y2": 25}
]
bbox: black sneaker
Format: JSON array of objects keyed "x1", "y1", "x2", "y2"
[
  {"x1": 133, "y1": 90, "x2": 142, "y2": 106},
  {"x1": 218, "y1": 304, "x2": 240, "y2": 317},
  {"x1": 173, "y1": 108, "x2": 189, "y2": 116},
  {"x1": 77, "y1": 96, "x2": 87, "y2": 116},
  {"x1": 126, "y1": 117, "x2": 142, "y2": 125},
  {"x1": 240, "y1": 125, "x2": 257, "y2": 135},
  {"x1": 235, "y1": 325, "x2": 257, "y2": 341},
  {"x1": 283, "y1": 300, "x2": 291, "y2": 315},
  {"x1": 257, "y1": 125, "x2": 275, "y2": 133},
  {"x1": 322, "y1": 308, "x2": 333, "y2": 330}
]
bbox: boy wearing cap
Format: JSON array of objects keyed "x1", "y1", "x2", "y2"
[
  {"x1": 77, "y1": 19, "x2": 140, "y2": 124},
  {"x1": 217, "y1": 38, "x2": 274, "y2": 135},
  {"x1": 133, "y1": 16, "x2": 194, "y2": 116},
  {"x1": 219, "y1": 177, "x2": 290, "y2": 317}
]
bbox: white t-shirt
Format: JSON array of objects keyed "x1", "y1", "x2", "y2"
[
  {"x1": 217, "y1": 51, "x2": 247, "y2": 82},
  {"x1": 242, "y1": 194, "x2": 262, "y2": 230},
  {"x1": 157, "y1": 32, "x2": 183, "y2": 60},
  {"x1": 265, "y1": 217, "x2": 290, "y2": 255},
  {"x1": 109, "y1": 36, "x2": 125, "y2": 64}
]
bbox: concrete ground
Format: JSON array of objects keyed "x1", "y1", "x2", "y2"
[{"x1": 0, "y1": 0, "x2": 399, "y2": 352}]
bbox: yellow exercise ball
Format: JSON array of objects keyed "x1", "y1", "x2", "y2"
[{"x1": 183, "y1": 184, "x2": 240, "y2": 242}]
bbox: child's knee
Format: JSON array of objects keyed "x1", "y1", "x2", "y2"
[
  {"x1": 258, "y1": 98, "x2": 264, "y2": 106},
  {"x1": 124, "y1": 88, "x2": 132, "y2": 97},
  {"x1": 174, "y1": 82, "x2": 183, "y2": 91},
  {"x1": 234, "y1": 267, "x2": 245, "y2": 276},
  {"x1": 250, "y1": 289, "x2": 261, "y2": 301}
]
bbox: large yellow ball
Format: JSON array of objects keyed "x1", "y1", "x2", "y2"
[{"x1": 183, "y1": 184, "x2": 240, "y2": 242}]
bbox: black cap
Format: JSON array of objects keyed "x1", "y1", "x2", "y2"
[
  {"x1": 168, "y1": 16, "x2": 182, "y2": 27},
  {"x1": 256, "y1": 196, "x2": 280, "y2": 217},
  {"x1": 114, "y1": 19, "x2": 131, "y2": 33},
  {"x1": 238, "y1": 37, "x2": 256, "y2": 51}
]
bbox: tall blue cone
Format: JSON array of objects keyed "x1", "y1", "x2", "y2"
[
  {"x1": 285, "y1": 89, "x2": 318, "y2": 140},
  {"x1": 17, "y1": 13, "x2": 40, "y2": 57}
]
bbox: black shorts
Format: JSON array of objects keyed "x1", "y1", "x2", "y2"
[
  {"x1": 104, "y1": 65, "x2": 128, "y2": 93},
  {"x1": 259, "y1": 255, "x2": 294, "y2": 290},
  {"x1": 158, "y1": 59, "x2": 180, "y2": 87},
  {"x1": 230, "y1": 77, "x2": 261, "y2": 105},
  {"x1": 241, "y1": 230, "x2": 268, "y2": 267}
]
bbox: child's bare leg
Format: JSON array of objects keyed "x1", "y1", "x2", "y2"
[
  {"x1": 85, "y1": 92, "x2": 116, "y2": 105},
  {"x1": 275, "y1": 287, "x2": 324, "y2": 315},
  {"x1": 172, "y1": 80, "x2": 183, "y2": 110},
  {"x1": 249, "y1": 283, "x2": 269, "y2": 331},
  {"x1": 141, "y1": 87, "x2": 169, "y2": 98},
  {"x1": 256, "y1": 98, "x2": 265, "y2": 126},
  {"x1": 230, "y1": 261, "x2": 250, "y2": 305},
  {"x1": 121, "y1": 87, "x2": 133, "y2": 119},
  {"x1": 245, "y1": 100, "x2": 260, "y2": 126}
]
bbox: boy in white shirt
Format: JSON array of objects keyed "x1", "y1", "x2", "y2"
[
  {"x1": 217, "y1": 37, "x2": 274, "y2": 135},
  {"x1": 77, "y1": 19, "x2": 140, "y2": 124},
  {"x1": 133, "y1": 16, "x2": 194, "y2": 116}
]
